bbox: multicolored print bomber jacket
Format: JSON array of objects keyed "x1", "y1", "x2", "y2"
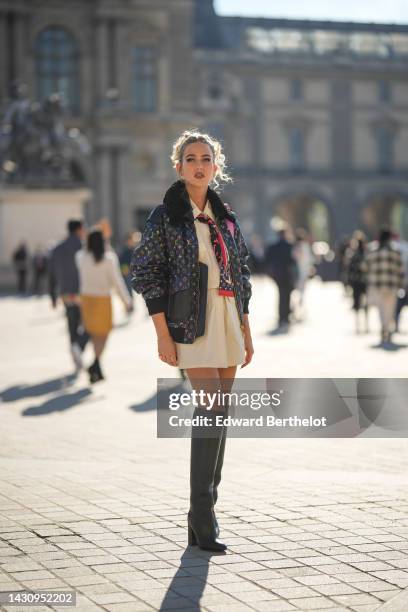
[{"x1": 130, "y1": 180, "x2": 252, "y2": 344}]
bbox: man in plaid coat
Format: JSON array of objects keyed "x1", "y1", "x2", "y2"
[{"x1": 365, "y1": 229, "x2": 405, "y2": 343}]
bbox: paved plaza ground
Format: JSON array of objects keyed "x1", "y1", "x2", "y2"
[{"x1": 1, "y1": 278, "x2": 408, "y2": 612}]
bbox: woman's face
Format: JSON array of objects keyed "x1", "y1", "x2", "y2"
[{"x1": 177, "y1": 142, "x2": 217, "y2": 188}]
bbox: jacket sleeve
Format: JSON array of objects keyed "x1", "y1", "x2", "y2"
[
  {"x1": 130, "y1": 206, "x2": 169, "y2": 315},
  {"x1": 235, "y1": 220, "x2": 252, "y2": 314}
]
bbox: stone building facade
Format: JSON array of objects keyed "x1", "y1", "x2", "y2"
[{"x1": 1, "y1": 0, "x2": 408, "y2": 244}]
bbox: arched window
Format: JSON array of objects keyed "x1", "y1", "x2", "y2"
[
  {"x1": 307, "y1": 201, "x2": 330, "y2": 243},
  {"x1": 35, "y1": 26, "x2": 80, "y2": 114},
  {"x1": 391, "y1": 201, "x2": 408, "y2": 240}
]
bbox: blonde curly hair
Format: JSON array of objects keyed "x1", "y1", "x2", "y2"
[{"x1": 170, "y1": 129, "x2": 232, "y2": 190}]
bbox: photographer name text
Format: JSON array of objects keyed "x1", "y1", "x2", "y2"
[{"x1": 168, "y1": 415, "x2": 327, "y2": 428}]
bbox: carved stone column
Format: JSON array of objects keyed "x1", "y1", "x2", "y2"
[
  {"x1": 0, "y1": 11, "x2": 7, "y2": 98},
  {"x1": 14, "y1": 12, "x2": 27, "y2": 82},
  {"x1": 95, "y1": 146, "x2": 111, "y2": 220},
  {"x1": 96, "y1": 18, "x2": 109, "y2": 107}
]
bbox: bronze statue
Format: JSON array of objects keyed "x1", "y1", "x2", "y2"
[{"x1": 0, "y1": 81, "x2": 90, "y2": 185}]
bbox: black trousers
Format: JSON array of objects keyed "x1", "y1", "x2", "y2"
[
  {"x1": 32, "y1": 271, "x2": 47, "y2": 295},
  {"x1": 277, "y1": 281, "x2": 292, "y2": 324},
  {"x1": 17, "y1": 270, "x2": 27, "y2": 293},
  {"x1": 64, "y1": 303, "x2": 89, "y2": 350}
]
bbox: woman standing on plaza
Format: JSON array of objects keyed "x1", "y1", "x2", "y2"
[
  {"x1": 131, "y1": 130, "x2": 253, "y2": 551},
  {"x1": 76, "y1": 228, "x2": 132, "y2": 383}
]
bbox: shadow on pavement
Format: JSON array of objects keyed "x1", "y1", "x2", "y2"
[
  {"x1": 129, "y1": 394, "x2": 157, "y2": 412},
  {"x1": 129, "y1": 381, "x2": 188, "y2": 412},
  {"x1": 370, "y1": 341, "x2": 408, "y2": 352},
  {"x1": 267, "y1": 325, "x2": 290, "y2": 336},
  {"x1": 159, "y1": 547, "x2": 225, "y2": 611},
  {"x1": 22, "y1": 388, "x2": 92, "y2": 416},
  {"x1": 1, "y1": 374, "x2": 77, "y2": 403},
  {"x1": 0, "y1": 292, "x2": 31, "y2": 299}
]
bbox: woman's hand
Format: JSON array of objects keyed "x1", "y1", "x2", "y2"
[
  {"x1": 152, "y1": 314, "x2": 177, "y2": 366},
  {"x1": 158, "y1": 333, "x2": 178, "y2": 366},
  {"x1": 241, "y1": 317, "x2": 254, "y2": 368}
]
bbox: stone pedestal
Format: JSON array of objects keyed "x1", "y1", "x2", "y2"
[{"x1": 0, "y1": 188, "x2": 91, "y2": 288}]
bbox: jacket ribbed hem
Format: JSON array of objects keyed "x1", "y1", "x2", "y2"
[{"x1": 146, "y1": 295, "x2": 168, "y2": 315}]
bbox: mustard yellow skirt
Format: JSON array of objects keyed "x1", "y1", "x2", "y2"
[{"x1": 80, "y1": 295, "x2": 112, "y2": 336}]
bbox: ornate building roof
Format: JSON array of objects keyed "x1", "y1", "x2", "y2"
[{"x1": 194, "y1": 0, "x2": 408, "y2": 62}]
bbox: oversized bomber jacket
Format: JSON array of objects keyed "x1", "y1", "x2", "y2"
[{"x1": 130, "y1": 180, "x2": 252, "y2": 344}]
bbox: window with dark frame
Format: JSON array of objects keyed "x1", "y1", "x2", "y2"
[
  {"x1": 290, "y1": 78, "x2": 303, "y2": 101},
  {"x1": 378, "y1": 80, "x2": 391, "y2": 104},
  {"x1": 35, "y1": 26, "x2": 80, "y2": 114},
  {"x1": 376, "y1": 126, "x2": 394, "y2": 173},
  {"x1": 208, "y1": 83, "x2": 222, "y2": 100},
  {"x1": 289, "y1": 126, "x2": 304, "y2": 171},
  {"x1": 133, "y1": 47, "x2": 157, "y2": 112}
]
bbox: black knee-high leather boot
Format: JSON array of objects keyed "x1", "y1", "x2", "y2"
[
  {"x1": 212, "y1": 422, "x2": 227, "y2": 537},
  {"x1": 188, "y1": 408, "x2": 227, "y2": 552},
  {"x1": 213, "y1": 401, "x2": 230, "y2": 537}
]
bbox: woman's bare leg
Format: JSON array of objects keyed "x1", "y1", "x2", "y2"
[
  {"x1": 218, "y1": 366, "x2": 237, "y2": 391},
  {"x1": 185, "y1": 367, "x2": 221, "y2": 410},
  {"x1": 92, "y1": 334, "x2": 108, "y2": 360},
  {"x1": 185, "y1": 367, "x2": 220, "y2": 380}
]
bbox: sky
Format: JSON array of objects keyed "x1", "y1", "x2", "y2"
[{"x1": 215, "y1": 0, "x2": 408, "y2": 25}]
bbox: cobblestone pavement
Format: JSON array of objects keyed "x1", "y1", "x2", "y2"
[{"x1": 1, "y1": 279, "x2": 408, "y2": 612}]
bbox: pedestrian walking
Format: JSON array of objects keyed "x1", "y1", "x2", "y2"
[
  {"x1": 247, "y1": 233, "x2": 265, "y2": 275},
  {"x1": 48, "y1": 220, "x2": 89, "y2": 371},
  {"x1": 12, "y1": 241, "x2": 29, "y2": 294},
  {"x1": 264, "y1": 227, "x2": 297, "y2": 328},
  {"x1": 292, "y1": 228, "x2": 314, "y2": 317},
  {"x1": 337, "y1": 235, "x2": 351, "y2": 293},
  {"x1": 119, "y1": 231, "x2": 140, "y2": 307},
  {"x1": 96, "y1": 218, "x2": 113, "y2": 245},
  {"x1": 346, "y1": 231, "x2": 369, "y2": 334},
  {"x1": 31, "y1": 246, "x2": 48, "y2": 296},
  {"x1": 131, "y1": 129, "x2": 253, "y2": 551},
  {"x1": 366, "y1": 228, "x2": 404, "y2": 343},
  {"x1": 76, "y1": 228, "x2": 132, "y2": 384},
  {"x1": 393, "y1": 235, "x2": 408, "y2": 333}
]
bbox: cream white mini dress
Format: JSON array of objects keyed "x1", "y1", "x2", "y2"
[{"x1": 176, "y1": 199, "x2": 245, "y2": 369}]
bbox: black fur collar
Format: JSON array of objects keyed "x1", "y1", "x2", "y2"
[{"x1": 163, "y1": 180, "x2": 234, "y2": 225}]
